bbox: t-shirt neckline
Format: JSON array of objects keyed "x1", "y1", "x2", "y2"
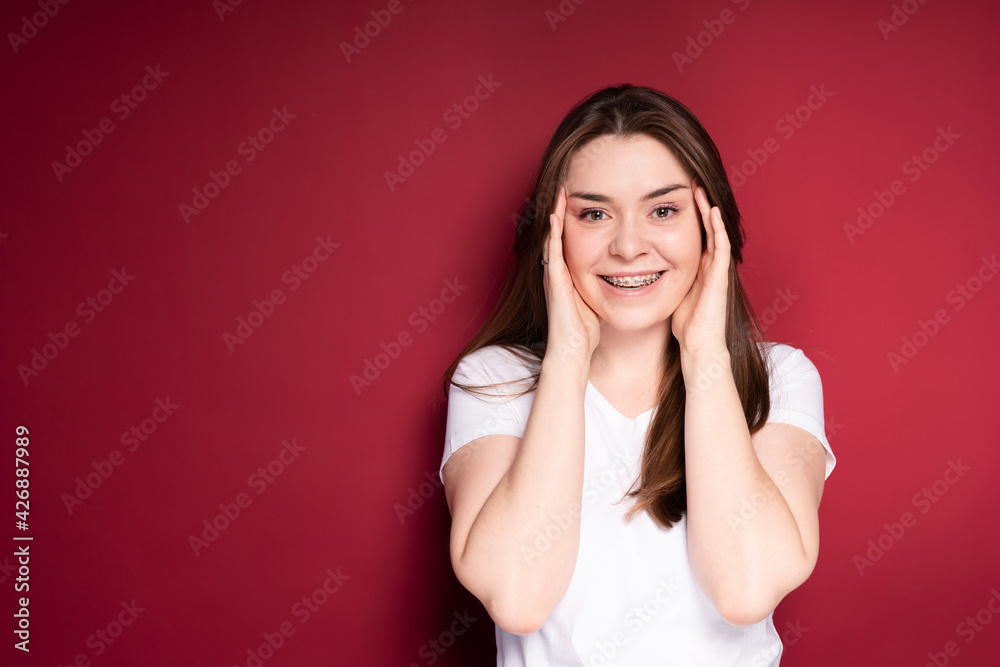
[{"x1": 586, "y1": 381, "x2": 657, "y2": 423}]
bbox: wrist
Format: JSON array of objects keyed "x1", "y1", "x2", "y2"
[
  {"x1": 680, "y1": 346, "x2": 732, "y2": 387},
  {"x1": 541, "y1": 353, "x2": 591, "y2": 389}
]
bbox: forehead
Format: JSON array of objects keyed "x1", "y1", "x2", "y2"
[{"x1": 564, "y1": 134, "x2": 689, "y2": 185}]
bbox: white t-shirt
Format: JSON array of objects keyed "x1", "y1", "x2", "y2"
[{"x1": 440, "y1": 342, "x2": 836, "y2": 667}]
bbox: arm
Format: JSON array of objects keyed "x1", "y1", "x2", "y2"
[
  {"x1": 442, "y1": 187, "x2": 598, "y2": 635},
  {"x1": 443, "y1": 356, "x2": 589, "y2": 635},
  {"x1": 682, "y1": 348, "x2": 826, "y2": 626},
  {"x1": 672, "y1": 182, "x2": 826, "y2": 625}
]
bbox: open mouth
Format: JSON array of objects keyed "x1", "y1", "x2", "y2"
[{"x1": 600, "y1": 272, "x2": 664, "y2": 289}]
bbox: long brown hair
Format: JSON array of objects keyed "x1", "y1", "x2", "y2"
[{"x1": 440, "y1": 83, "x2": 771, "y2": 530}]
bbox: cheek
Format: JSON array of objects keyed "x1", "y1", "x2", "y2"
[
  {"x1": 655, "y1": 223, "x2": 702, "y2": 261},
  {"x1": 680, "y1": 217, "x2": 705, "y2": 257},
  {"x1": 560, "y1": 228, "x2": 590, "y2": 275}
]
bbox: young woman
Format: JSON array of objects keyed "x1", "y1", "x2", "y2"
[{"x1": 438, "y1": 84, "x2": 836, "y2": 666}]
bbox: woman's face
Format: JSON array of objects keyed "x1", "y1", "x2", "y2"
[{"x1": 559, "y1": 133, "x2": 705, "y2": 334}]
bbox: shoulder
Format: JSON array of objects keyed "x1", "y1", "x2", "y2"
[
  {"x1": 755, "y1": 341, "x2": 836, "y2": 479},
  {"x1": 453, "y1": 344, "x2": 541, "y2": 392},
  {"x1": 756, "y1": 341, "x2": 822, "y2": 385}
]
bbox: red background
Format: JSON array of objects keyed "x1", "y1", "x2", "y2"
[{"x1": 2, "y1": 0, "x2": 999, "y2": 665}]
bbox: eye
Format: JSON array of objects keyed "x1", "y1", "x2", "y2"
[
  {"x1": 578, "y1": 208, "x2": 607, "y2": 222},
  {"x1": 653, "y1": 205, "x2": 679, "y2": 219}
]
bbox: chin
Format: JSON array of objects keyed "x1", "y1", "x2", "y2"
[
  {"x1": 589, "y1": 294, "x2": 681, "y2": 328},
  {"x1": 598, "y1": 313, "x2": 673, "y2": 333}
]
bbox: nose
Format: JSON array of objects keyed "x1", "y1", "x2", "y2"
[{"x1": 608, "y1": 212, "x2": 649, "y2": 260}]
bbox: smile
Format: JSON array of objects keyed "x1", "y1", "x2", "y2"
[{"x1": 600, "y1": 272, "x2": 664, "y2": 289}]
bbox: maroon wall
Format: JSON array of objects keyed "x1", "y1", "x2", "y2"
[{"x1": 2, "y1": 0, "x2": 999, "y2": 665}]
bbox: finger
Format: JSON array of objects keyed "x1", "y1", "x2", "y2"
[
  {"x1": 710, "y1": 208, "x2": 722, "y2": 257},
  {"x1": 713, "y1": 207, "x2": 730, "y2": 255},
  {"x1": 707, "y1": 207, "x2": 732, "y2": 287},
  {"x1": 694, "y1": 184, "x2": 714, "y2": 258},
  {"x1": 544, "y1": 188, "x2": 561, "y2": 265},
  {"x1": 691, "y1": 177, "x2": 704, "y2": 217},
  {"x1": 556, "y1": 185, "x2": 568, "y2": 241},
  {"x1": 549, "y1": 186, "x2": 567, "y2": 265},
  {"x1": 705, "y1": 204, "x2": 716, "y2": 260},
  {"x1": 692, "y1": 181, "x2": 709, "y2": 231}
]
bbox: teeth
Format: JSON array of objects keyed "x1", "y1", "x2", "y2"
[{"x1": 602, "y1": 272, "x2": 663, "y2": 288}]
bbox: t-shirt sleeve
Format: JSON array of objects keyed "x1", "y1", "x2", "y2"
[
  {"x1": 439, "y1": 346, "x2": 537, "y2": 485},
  {"x1": 763, "y1": 343, "x2": 837, "y2": 480}
]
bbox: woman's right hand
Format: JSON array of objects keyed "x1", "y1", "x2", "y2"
[{"x1": 542, "y1": 186, "x2": 601, "y2": 365}]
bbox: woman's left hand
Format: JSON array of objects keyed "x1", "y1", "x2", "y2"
[{"x1": 670, "y1": 178, "x2": 731, "y2": 356}]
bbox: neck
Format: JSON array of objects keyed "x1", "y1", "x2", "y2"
[{"x1": 590, "y1": 319, "x2": 672, "y2": 386}]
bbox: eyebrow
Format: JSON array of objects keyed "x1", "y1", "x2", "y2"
[{"x1": 568, "y1": 184, "x2": 689, "y2": 203}]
